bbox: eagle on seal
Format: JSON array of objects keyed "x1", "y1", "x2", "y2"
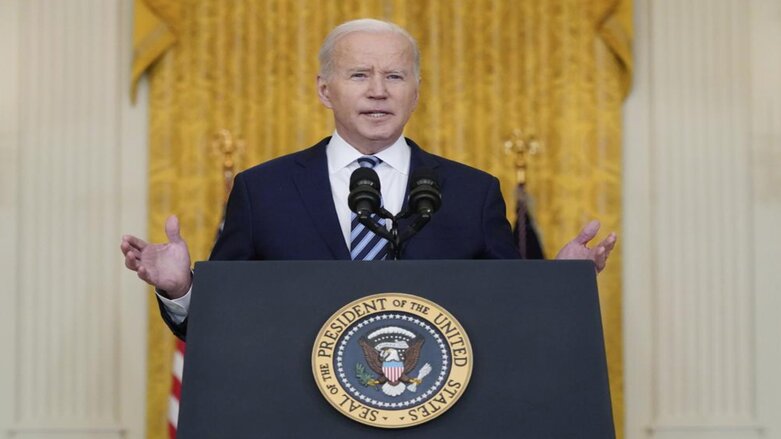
[{"x1": 358, "y1": 326, "x2": 426, "y2": 397}]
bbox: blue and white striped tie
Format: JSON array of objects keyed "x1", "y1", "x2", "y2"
[{"x1": 350, "y1": 156, "x2": 390, "y2": 260}]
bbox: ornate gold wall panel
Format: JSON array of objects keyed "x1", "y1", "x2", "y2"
[{"x1": 134, "y1": 1, "x2": 631, "y2": 437}]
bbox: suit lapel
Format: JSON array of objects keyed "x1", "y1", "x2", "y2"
[
  {"x1": 400, "y1": 138, "x2": 444, "y2": 233},
  {"x1": 405, "y1": 138, "x2": 444, "y2": 196},
  {"x1": 292, "y1": 138, "x2": 351, "y2": 260}
]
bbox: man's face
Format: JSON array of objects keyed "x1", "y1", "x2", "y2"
[{"x1": 317, "y1": 31, "x2": 419, "y2": 154}]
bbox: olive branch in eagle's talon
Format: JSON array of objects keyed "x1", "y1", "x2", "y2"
[{"x1": 356, "y1": 363, "x2": 379, "y2": 387}]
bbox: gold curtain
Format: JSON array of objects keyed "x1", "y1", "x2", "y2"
[{"x1": 133, "y1": 1, "x2": 631, "y2": 437}]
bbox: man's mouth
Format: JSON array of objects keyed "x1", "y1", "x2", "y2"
[{"x1": 361, "y1": 111, "x2": 392, "y2": 119}]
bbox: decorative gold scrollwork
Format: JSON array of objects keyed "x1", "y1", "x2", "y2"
[
  {"x1": 211, "y1": 129, "x2": 245, "y2": 199},
  {"x1": 503, "y1": 128, "x2": 542, "y2": 186}
]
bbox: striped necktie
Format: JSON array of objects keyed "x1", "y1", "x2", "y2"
[{"x1": 350, "y1": 156, "x2": 390, "y2": 260}]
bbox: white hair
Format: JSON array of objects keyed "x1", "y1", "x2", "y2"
[{"x1": 318, "y1": 18, "x2": 421, "y2": 81}]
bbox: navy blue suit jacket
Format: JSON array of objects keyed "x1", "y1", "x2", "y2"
[{"x1": 162, "y1": 137, "x2": 519, "y2": 338}]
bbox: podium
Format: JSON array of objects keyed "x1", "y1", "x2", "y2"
[{"x1": 177, "y1": 260, "x2": 615, "y2": 438}]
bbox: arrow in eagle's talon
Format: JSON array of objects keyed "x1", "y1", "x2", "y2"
[{"x1": 407, "y1": 363, "x2": 432, "y2": 392}]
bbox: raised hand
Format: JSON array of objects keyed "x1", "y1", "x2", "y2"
[
  {"x1": 555, "y1": 220, "x2": 617, "y2": 273},
  {"x1": 120, "y1": 215, "x2": 193, "y2": 298}
]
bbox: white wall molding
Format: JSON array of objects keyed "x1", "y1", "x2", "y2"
[
  {"x1": 0, "y1": 0, "x2": 148, "y2": 438},
  {"x1": 0, "y1": 0, "x2": 21, "y2": 433},
  {"x1": 624, "y1": 0, "x2": 781, "y2": 438},
  {"x1": 749, "y1": 1, "x2": 781, "y2": 438},
  {"x1": 7, "y1": 426, "x2": 126, "y2": 438}
]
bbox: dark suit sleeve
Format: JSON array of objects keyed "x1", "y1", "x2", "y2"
[{"x1": 480, "y1": 177, "x2": 522, "y2": 259}]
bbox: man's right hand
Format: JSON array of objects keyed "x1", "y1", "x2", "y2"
[{"x1": 120, "y1": 215, "x2": 193, "y2": 299}]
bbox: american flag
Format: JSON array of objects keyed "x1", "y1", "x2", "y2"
[{"x1": 168, "y1": 338, "x2": 185, "y2": 437}]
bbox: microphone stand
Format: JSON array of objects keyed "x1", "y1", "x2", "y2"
[
  {"x1": 356, "y1": 207, "x2": 433, "y2": 261},
  {"x1": 355, "y1": 208, "x2": 399, "y2": 260},
  {"x1": 393, "y1": 208, "x2": 433, "y2": 260}
]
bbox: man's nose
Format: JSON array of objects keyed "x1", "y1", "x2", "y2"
[{"x1": 367, "y1": 75, "x2": 388, "y2": 99}]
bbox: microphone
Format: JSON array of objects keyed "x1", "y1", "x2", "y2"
[
  {"x1": 348, "y1": 167, "x2": 382, "y2": 218},
  {"x1": 348, "y1": 167, "x2": 394, "y2": 255},
  {"x1": 407, "y1": 168, "x2": 442, "y2": 218},
  {"x1": 397, "y1": 168, "x2": 441, "y2": 248}
]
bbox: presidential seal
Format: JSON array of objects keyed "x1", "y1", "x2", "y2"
[{"x1": 312, "y1": 293, "x2": 472, "y2": 428}]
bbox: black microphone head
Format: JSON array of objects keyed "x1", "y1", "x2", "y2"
[
  {"x1": 409, "y1": 167, "x2": 442, "y2": 216},
  {"x1": 348, "y1": 167, "x2": 382, "y2": 216},
  {"x1": 349, "y1": 167, "x2": 381, "y2": 191}
]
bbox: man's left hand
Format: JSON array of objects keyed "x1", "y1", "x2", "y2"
[{"x1": 555, "y1": 220, "x2": 617, "y2": 273}]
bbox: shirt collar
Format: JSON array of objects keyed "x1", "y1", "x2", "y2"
[{"x1": 326, "y1": 131, "x2": 410, "y2": 175}]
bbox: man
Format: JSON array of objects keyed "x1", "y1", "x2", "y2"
[{"x1": 121, "y1": 19, "x2": 616, "y2": 339}]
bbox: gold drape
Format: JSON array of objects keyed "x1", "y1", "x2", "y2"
[
  {"x1": 131, "y1": 0, "x2": 180, "y2": 100},
  {"x1": 133, "y1": 1, "x2": 631, "y2": 437}
]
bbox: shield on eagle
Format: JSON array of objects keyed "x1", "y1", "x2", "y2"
[{"x1": 382, "y1": 361, "x2": 404, "y2": 383}]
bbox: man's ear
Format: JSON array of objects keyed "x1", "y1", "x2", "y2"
[{"x1": 317, "y1": 75, "x2": 333, "y2": 109}]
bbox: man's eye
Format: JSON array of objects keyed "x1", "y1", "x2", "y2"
[
  {"x1": 351, "y1": 73, "x2": 367, "y2": 79},
  {"x1": 387, "y1": 74, "x2": 403, "y2": 80}
]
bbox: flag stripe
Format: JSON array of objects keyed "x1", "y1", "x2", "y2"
[
  {"x1": 172, "y1": 350, "x2": 184, "y2": 381},
  {"x1": 168, "y1": 395, "x2": 180, "y2": 429},
  {"x1": 169, "y1": 339, "x2": 186, "y2": 438}
]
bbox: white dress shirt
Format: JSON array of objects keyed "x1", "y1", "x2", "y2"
[{"x1": 158, "y1": 131, "x2": 412, "y2": 323}]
